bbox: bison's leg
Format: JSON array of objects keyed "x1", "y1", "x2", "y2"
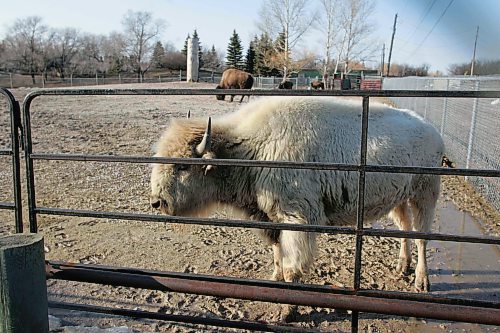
[
  {"x1": 279, "y1": 224, "x2": 316, "y2": 322},
  {"x1": 271, "y1": 243, "x2": 284, "y2": 281},
  {"x1": 409, "y1": 175, "x2": 440, "y2": 292},
  {"x1": 230, "y1": 95, "x2": 235, "y2": 102},
  {"x1": 388, "y1": 203, "x2": 412, "y2": 275},
  {"x1": 281, "y1": 228, "x2": 316, "y2": 282}
]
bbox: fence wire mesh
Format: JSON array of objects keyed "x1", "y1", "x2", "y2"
[{"x1": 383, "y1": 76, "x2": 500, "y2": 210}]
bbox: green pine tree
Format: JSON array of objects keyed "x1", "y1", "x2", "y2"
[
  {"x1": 181, "y1": 33, "x2": 190, "y2": 56},
  {"x1": 151, "y1": 41, "x2": 165, "y2": 69},
  {"x1": 226, "y1": 30, "x2": 244, "y2": 69},
  {"x1": 254, "y1": 33, "x2": 275, "y2": 76},
  {"x1": 192, "y1": 29, "x2": 204, "y2": 69},
  {"x1": 275, "y1": 31, "x2": 286, "y2": 53},
  {"x1": 245, "y1": 41, "x2": 256, "y2": 74}
]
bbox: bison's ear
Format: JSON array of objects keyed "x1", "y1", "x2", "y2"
[{"x1": 201, "y1": 151, "x2": 215, "y2": 175}]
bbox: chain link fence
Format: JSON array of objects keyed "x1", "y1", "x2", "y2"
[
  {"x1": 383, "y1": 76, "x2": 500, "y2": 210},
  {"x1": 0, "y1": 71, "x2": 222, "y2": 89}
]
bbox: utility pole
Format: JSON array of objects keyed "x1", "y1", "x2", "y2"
[
  {"x1": 381, "y1": 43, "x2": 385, "y2": 77},
  {"x1": 470, "y1": 26, "x2": 479, "y2": 76},
  {"x1": 386, "y1": 13, "x2": 398, "y2": 77}
]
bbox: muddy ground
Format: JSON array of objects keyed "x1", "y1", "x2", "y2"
[{"x1": 0, "y1": 83, "x2": 498, "y2": 332}]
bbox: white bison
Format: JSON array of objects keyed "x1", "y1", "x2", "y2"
[{"x1": 150, "y1": 97, "x2": 443, "y2": 303}]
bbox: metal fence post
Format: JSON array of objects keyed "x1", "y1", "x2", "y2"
[
  {"x1": 466, "y1": 80, "x2": 481, "y2": 171},
  {"x1": 424, "y1": 79, "x2": 429, "y2": 120},
  {"x1": 414, "y1": 79, "x2": 419, "y2": 112},
  {"x1": 440, "y1": 79, "x2": 450, "y2": 135}
]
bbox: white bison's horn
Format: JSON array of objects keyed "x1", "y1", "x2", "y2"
[
  {"x1": 196, "y1": 117, "x2": 212, "y2": 155},
  {"x1": 187, "y1": 110, "x2": 191, "y2": 118}
]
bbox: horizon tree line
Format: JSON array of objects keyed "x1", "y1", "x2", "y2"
[{"x1": 1, "y1": 2, "x2": 495, "y2": 83}]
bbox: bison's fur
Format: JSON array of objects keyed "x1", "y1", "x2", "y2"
[
  {"x1": 151, "y1": 97, "x2": 444, "y2": 307},
  {"x1": 215, "y1": 68, "x2": 254, "y2": 102},
  {"x1": 311, "y1": 80, "x2": 325, "y2": 90},
  {"x1": 278, "y1": 81, "x2": 293, "y2": 89}
]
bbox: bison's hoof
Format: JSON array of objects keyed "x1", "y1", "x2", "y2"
[
  {"x1": 415, "y1": 276, "x2": 430, "y2": 292},
  {"x1": 271, "y1": 271, "x2": 284, "y2": 282},
  {"x1": 396, "y1": 258, "x2": 411, "y2": 275},
  {"x1": 279, "y1": 305, "x2": 299, "y2": 322}
]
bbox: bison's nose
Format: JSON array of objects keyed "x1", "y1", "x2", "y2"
[{"x1": 150, "y1": 196, "x2": 162, "y2": 209}]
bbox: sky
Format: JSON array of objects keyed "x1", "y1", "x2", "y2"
[{"x1": 0, "y1": 0, "x2": 499, "y2": 73}]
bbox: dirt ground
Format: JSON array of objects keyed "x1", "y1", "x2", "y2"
[{"x1": 0, "y1": 83, "x2": 498, "y2": 333}]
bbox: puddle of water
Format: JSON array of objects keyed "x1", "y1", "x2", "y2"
[
  {"x1": 430, "y1": 201, "x2": 500, "y2": 302},
  {"x1": 371, "y1": 201, "x2": 499, "y2": 332}
]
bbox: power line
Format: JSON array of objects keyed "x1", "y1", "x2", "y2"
[
  {"x1": 409, "y1": 0, "x2": 455, "y2": 58},
  {"x1": 399, "y1": 0, "x2": 437, "y2": 49}
]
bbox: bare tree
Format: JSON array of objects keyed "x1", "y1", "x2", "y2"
[
  {"x1": 337, "y1": 0, "x2": 376, "y2": 74},
  {"x1": 4, "y1": 16, "x2": 49, "y2": 84},
  {"x1": 317, "y1": 0, "x2": 341, "y2": 79},
  {"x1": 121, "y1": 10, "x2": 165, "y2": 81},
  {"x1": 50, "y1": 28, "x2": 80, "y2": 79},
  {"x1": 257, "y1": 0, "x2": 316, "y2": 80}
]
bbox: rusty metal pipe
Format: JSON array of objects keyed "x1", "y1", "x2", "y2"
[{"x1": 46, "y1": 262, "x2": 500, "y2": 326}]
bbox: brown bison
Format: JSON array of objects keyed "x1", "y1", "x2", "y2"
[
  {"x1": 216, "y1": 68, "x2": 254, "y2": 102},
  {"x1": 311, "y1": 80, "x2": 325, "y2": 90},
  {"x1": 278, "y1": 81, "x2": 293, "y2": 89}
]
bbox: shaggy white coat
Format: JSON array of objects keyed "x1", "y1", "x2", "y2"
[{"x1": 151, "y1": 96, "x2": 444, "y2": 292}]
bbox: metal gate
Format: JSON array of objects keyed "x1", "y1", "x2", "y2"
[
  {"x1": 0, "y1": 88, "x2": 23, "y2": 233},
  {"x1": 14, "y1": 88, "x2": 500, "y2": 331}
]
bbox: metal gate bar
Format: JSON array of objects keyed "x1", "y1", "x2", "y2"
[
  {"x1": 0, "y1": 88, "x2": 23, "y2": 232},
  {"x1": 46, "y1": 261, "x2": 500, "y2": 326},
  {"x1": 48, "y1": 301, "x2": 317, "y2": 333},
  {"x1": 47, "y1": 261, "x2": 500, "y2": 309},
  {"x1": 34, "y1": 206, "x2": 499, "y2": 245},
  {"x1": 22, "y1": 88, "x2": 500, "y2": 332}
]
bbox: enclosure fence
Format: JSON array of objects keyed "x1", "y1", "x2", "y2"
[
  {"x1": 2, "y1": 88, "x2": 500, "y2": 332},
  {"x1": 253, "y1": 76, "x2": 325, "y2": 89},
  {"x1": 0, "y1": 71, "x2": 222, "y2": 89},
  {"x1": 383, "y1": 76, "x2": 500, "y2": 210}
]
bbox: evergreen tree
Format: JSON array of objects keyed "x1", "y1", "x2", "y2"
[
  {"x1": 245, "y1": 41, "x2": 256, "y2": 74},
  {"x1": 151, "y1": 41, "x2": 165, "y2": 69},
  {"x1": 275, "y1": 31, "x2": 286, "y2": 53},
  {"x1": 192, "y1": 29, "x2": 203, "y2": 69},
  {"x1": 202, "y1": 45, "x2": 221, "y2": 70},
  {"x1": 181, "y1": 33, "x2": 190, "y2": 56},
  {"x1": 226, "y1": 30, "x2": 244, "y2": 69},
  {"x1": 254, "y1": 33, "x2": 275, "y2": 76}
]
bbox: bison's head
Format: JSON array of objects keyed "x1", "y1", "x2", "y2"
[
  {"x1": 215, "y1": 85, "x2": 225, "y2": 101},
  {"x1": 150, "y1": 118, "x2": 217, "y2": 216}
]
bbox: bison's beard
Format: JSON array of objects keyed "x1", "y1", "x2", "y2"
[
  {"x1": 215, "y1": 94, "x2": 225, "y2": 101},
  {"x1": 165, "y1": 201, "x2": 223, "y2": 218}
]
